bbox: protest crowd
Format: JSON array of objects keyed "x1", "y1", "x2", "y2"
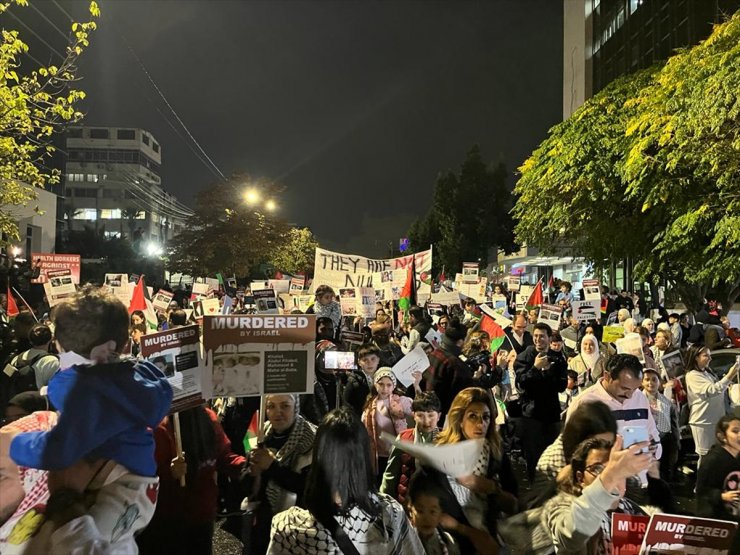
[{"x1": 1, "y1": 255, "x2": 740, "y2": 555}]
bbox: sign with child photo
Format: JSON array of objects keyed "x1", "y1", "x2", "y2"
[
  {"x1": 140, "y1": 324, "x2": 204, "y2": 413},
  {"x1": 201, "y1": 314, "x2": 316, "y2": 398}
]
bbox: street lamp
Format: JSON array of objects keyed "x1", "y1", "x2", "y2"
[
  {"x1": 265, "y1": 199, "x2": 277, "y2": 212},
  {"x1": 244, "y1": 189, "x2": 261, "y2": 205},
  {"x1": 10, "y1": 246, "x2": 22, "y2": 257}
]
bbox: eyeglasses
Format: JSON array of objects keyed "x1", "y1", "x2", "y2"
[{"x1": 585, "y1": 463, "x2": 606, "y2": 477}]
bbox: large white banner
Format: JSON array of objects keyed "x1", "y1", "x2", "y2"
[{"x1": 312, "y1": 247, "x2": 432, "y2": 295}]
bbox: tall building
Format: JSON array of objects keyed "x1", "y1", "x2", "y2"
[
  {"x1": 563, "y1": 0, "x2": 740, "y2": 119},
  {"x1": 63, "y1": 126, "x2": 192, "y2": 249}
]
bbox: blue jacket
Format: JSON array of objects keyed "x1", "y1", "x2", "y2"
[{"x1": 10, "y1": 359, "x2": 173, "y2": 477}]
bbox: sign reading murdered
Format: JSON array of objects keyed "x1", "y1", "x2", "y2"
[
  {"x1": 202, "y1": 314, "x2": 315, "y2": 398},
  {"x1": 140, "y1": 325, "x2": 205, "y2": 413}
]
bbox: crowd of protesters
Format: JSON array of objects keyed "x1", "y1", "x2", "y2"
[{"x1": 1, "y1": 275, "x2": 739, "y2": 554}]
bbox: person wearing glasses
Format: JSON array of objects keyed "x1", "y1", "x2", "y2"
[
  {"x1": 419, "y1": 387, "x2": 518, "y2": 554},
  {"x1": 542, "y1": 435, "x2": 652, "y2": 554}
]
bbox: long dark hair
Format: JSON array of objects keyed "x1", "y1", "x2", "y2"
[
  {"x1": 304, "y1": 407, "x2": 380, "y2": 521},
  {"x1": 562, "y1": 401, "x2": 618, "y2": 460},
  {"x1": 684, "y1": 344, "x2": 710, "y2": 374},
  {"x1": 178, "y1": 406, "x2": 217, "y2": 485}
]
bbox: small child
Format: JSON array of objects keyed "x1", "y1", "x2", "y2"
[
  {"x1": 559, "y1": 370, "x2": 582, "y2": 416},
  {"x1": 380, "y1": 391, "x2": 441, "y2": 504},
  {"x1": 642, "y1": 368, "x2": 680, "y2": 482},
  {"x1": 7, "y1": 285, "x2": 173, "y2": 550},
  {"x1": 129, "y1": 323, "x2": 146, "y2": 358},
  {"x1": 407, "y1": 473, "x2": 460, "y2": 555}
]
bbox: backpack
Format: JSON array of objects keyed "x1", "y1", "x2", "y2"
[{"x1": 0, "y1": 351, "x2": 50, "y2": 412}]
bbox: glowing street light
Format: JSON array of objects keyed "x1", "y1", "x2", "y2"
[
  {"x1": 244, "y1": 189, "x2": 261, "y2": 205},
  {"x1": 10, "y1": 246, "x2": 22, "y2": 257},
  {"x1": 265, "y1": 199, "x2": 277, "y2": 212}
]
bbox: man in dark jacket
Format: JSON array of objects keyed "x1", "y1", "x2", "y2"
[
  {"x1": 515, "y1": 322, "x2": 568, "y2": 481},
  {"x1": 343, "y1": 344, "x2": 380, "y2": 417},
  {"x1": 425, "y1": 319, "x2": 470, "y2": 423}
]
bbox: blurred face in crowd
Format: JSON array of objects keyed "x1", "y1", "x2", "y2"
[
  {"x1": 375, "y1": 377, "x2": 394, "y2": 400},
  {"x1": 719, "y1": 419, "x2": 740, "y2": 455},
  {"x1": 583, "y1": 340, "x2": 596, "y2": 355},
  {"x1": 585, "y1": 325, "x2": 595, "y2": 336},
  {"x1": 642, "y1": 372, "x2": 661, "y2": 396},
  {"x1": 513, "y1": 316, "x2": 527, "y2": 338},
  {"x1": 528, "y1": 309, "x2": 538, "y2": 323},
  {"x1": 410, "y1": 494, "x2": 442, "y2": 538},
  {"x1": 655, "y1": 331, "x2": 670, "y2": 350},
  {"x1": 266, "y1": 395, "x2": 296, "y2": 433},
  {"x1": 131, "y1": 314, "x2": 144, "y2": 326},
  {"x1": 533, "y1": 328, "x2": 550, "y2": 353},
  {"x1": 318, "y1": 292, "x2": 334, "y2": 306},
  {"x1": 577, "y1": 448, "x2": 610, "y2": 489},
  {"x1": 604, "y1": 368, "x2": 642, "y2": 403},
  {"x1": 413, "y1": 410, "x2": 440, "y2": 434},
  {"x1": 358, "y1": 353, "x2": 379, "y2": 375},
  {"x1": 550, "y1": 337, "x2": 563, "y2": 352},
  {"x1": 695, "y1": 348, "x2": 711, "y2": 370},
  {"x1": 567, "y1": 374, "x2": 578, "y2": 390},
  {"x1": 437, "y1": 316, "x2": 448, "y2": 332},
  {"x1": 317, "y1": 320, "x2": 333, "y2": 339},
  {"x1": 461, "y1": 402, "x2": 490, "y2": 440}
]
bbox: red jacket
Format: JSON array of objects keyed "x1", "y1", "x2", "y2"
[
  {"x1": 396, "y1": 428, "x2": 416, "y2": 505},
  {"x1": 151, "y1": 408, "x2": 245, "y2": 523}
]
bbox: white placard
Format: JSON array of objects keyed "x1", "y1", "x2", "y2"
[
  {"x1": 571, "y1": 299, "x2": 601, "y2": 322},
  {"x1": 430, "y1": 291, "x2": 462, "y2": 306},
  {"x1": 391, "y1": 344, "x2": 430, "y2": 388},
  {"x1": 381, "y1": 432, "x2": 485, "y2": 478},
  {"x1": 582, "y1": 279, "x2": 601, "y2": 302},
  {"x1": 616, "y1": 333, "x2": 645, "y2": 363}
]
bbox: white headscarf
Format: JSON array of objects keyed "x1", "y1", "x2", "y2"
[
  {"x1": 623, "y1": 318, "x2": 636, "y2": 334},
  {"x1": 579, "y1": 334, "x2": 601, "y2": 370}
]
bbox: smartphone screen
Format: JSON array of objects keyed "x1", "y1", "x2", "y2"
[
  {"x1": 323, "y1": 351, "x2": 357, "y2": 370},
  {"x1": 620, "y1": 425, "x2": 649, "y2": 454}
]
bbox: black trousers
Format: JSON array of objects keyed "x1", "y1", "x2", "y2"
[
  {"x1": 519, "y1": 417, "x2": 561, "y2": 481},
  {"x1": 137, "y1": 518, "x2": 214, "y2": 555}
]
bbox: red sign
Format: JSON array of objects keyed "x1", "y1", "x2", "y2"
[
  {"x1": 612, "y1": 513, "x2": 650, "y2": 554},
  {"x1": 641, "y1": 513, "x2": 737, "y2": 554},
  {"x1": 30, "y1": 253, "x2": 81, "y2": 285}
]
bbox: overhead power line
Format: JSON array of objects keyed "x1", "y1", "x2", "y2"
[{"x1": 5, "y1": 10, "x2": 66, "y2": 62}]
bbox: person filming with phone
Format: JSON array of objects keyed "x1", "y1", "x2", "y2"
[{"x1": 515, "y1": 322, "x2": 569, "y2": 482}]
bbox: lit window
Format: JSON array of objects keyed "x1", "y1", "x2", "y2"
[
  {"x1": 104, "y1": 231, "x2": 121, "y2": 238},
  {"x1": 135, "y1": 211, "x2": 146, "y2": 220},
  {"x1": 87, "y1": 174, "x2": 99, "y2": 182},
  {"x1": 100, "y1": 209, "x2": 122, "y2": 219},
  {"x1": 72, "y1": 209, "x2": 97, "y2": 220}
]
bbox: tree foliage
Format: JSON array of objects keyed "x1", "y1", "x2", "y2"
[
  {"x1": 0, "y1": 0, "x2": 99, "y2": 246},
  {"x1": 515, "y1": 12, "x2": 740, "y2": 308},
  {"x1": 269, "y1": 227, "x2": 319, "y2": 276},
  {"x1": 167, "y1": 177, "x2": 316, "y2": 279},
  {"x1": 408, "y1": 145, "x2": 517, "y2": 272}
]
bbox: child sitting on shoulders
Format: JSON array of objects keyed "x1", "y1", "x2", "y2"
[{"x1": 407, "y1": 473, "x2": 460, "y2": 555}]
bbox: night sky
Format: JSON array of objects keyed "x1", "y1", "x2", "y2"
[{"x1": 17, "y1": 0, "x2": 563, "y2": 257}]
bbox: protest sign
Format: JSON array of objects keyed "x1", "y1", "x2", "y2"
[
  {"x1": 202, "y1": 314, "x2": 315, "y2": 398},
  {"x1": 312, "y1": 247, "x2": 432, "y2": 293},
  {"x1": 426, "y1": 302, "x2": 443, "y2": 316},
  {"x1": 30, "y1": 253, "x2": 81, "y2": 285},
  {"x1": 340, "y1": 330, "x2": 365, "y2": 351},
  {"x1": 640, "y1": 513, "x2": 737, "y2": 554},
  {"x1": 416, "y1": 292, "x2": 431, "y2": 306},
  {"x1": 250, "y1": 280, "x2": 269, "y2": 291},
  {"x1": 602, "y1": 325, "x2": 626, "y2": 344},
  {"x1": 253, "y1": 289, "x2": 279, "y2": 314},
  {"x1": 268, "y1": 279, "x2": 291, "y2": 294},
  {"x1": 373, "y1": 269, "x2": 406, "y2": 300},
  {"x1": 616, "y1": 333, "x2": 646, "y2": 363},
  {"x1": 191, "y1": 300, "x2": 205, "y2": 321},
  {"x1": 292, "y1": 295, "x2": 314, "y2": 312},
  {"x1": 289, "y1": 275, "x2": 306, "y2": 294},
  {"x1": 152, "y1": 289, "x2": 174, "y2": 313},
  {"x1": 43, "y1": 269, "x2": 76, "y2": 307},
  {"x1": 492, "y1": 294, "x2": 508, "y2": 310},
  {"x1": 227, "y1": 277, "x2": 237, "y2": 289},
  {"x1": 104, "y1": 273, "x2": 129, "y2": 303},
  {"x1": 201, "y1": 298, "x2": 221, "y2": 317},
  {"x1": 358, "y1": 287, "x2": 375, "y2": 318},
  {"x1": 660, "y1": 350, "x2": 684, "y2": 379},
  {"x1": 191, "y1": 282, "x2": 209, "y2": 299},
  {"x1": 517, "y1": 285, "x2": 534, "y2": 311},
  {"x1": 424, "y1": 328, "x2": 442, "y2": 349},
  {"x1": 582, "y1": 279, "x2": 601, "y2": 302},
  {"x1": 141, "y1": 325, "x2": 204, "y2": 413},
  {"x1": 611, "y1": 513, "x2": 650, "y2": 554},
  {"x1": 430, "y1": 291, "x2": 462, "y2": 307},
  {"x1": 391, "y1": 344, "x2": 429, "y2": 388},
  {"x1": 571, "y1": 299, "x2": 601, "y2": 322},
  {"x1": 459, "y1": 277, "x2": 487, "y2": 301},
  {"x1": 507, "y1": 275, "x2": 520, "y2": 292},
  {"x1": 538, "y1": 303, "x2": 562, "y2": 328},
  {"x1": 339, "y1": 288, "x2": 358, "y2": 316},
  {"x1": 381, "y1": 433, "x2": 485, "y2": 478},
  {"x1": 462, "y1": 262, "x2": 479, "y2": 283}
]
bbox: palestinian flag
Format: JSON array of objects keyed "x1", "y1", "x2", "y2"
[
  {"x1": 398, "y1": 261, "x2": 415, "y2": 311},
  {"x1": 6, "y1": 285, "x2": 19, "y2": 317},
  {"x1": 525, "y1": 278, "x2": 544, "y2": 310},
  {"x1": 128, "y1": 276, "x2": 158, "y2": 330},
  {"x1": 243, "y1": 411, "x2": 260, "y2": 453},
  {"x1": 480, "y1": 313, "x2": 506, "y2": 352},
  {"x1": 437, "y1": 266, "x2": 446, "y2": 284}
]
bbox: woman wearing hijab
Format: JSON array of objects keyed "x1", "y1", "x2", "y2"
[{"x1": 568, "y1": 334, "x2": 605, "y2": 386}]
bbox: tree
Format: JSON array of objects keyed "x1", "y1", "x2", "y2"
[
  {"x1": 0, "y1": 0, "x2": 100, "y2": 247},
  {"x1": 167, "y1": 177, "x2": 291, "y2": 278},
  {"x1": 408, "y1": 145, "x2": 517, "y2": 273},
  {"x1": 515, "y1": 12, "x2": 740, "y2": 310},
  {"x1": 269, "y1": 227, "x2": 319, "y2": 276}
]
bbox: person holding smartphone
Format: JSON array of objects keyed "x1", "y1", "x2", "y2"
[{"x1": 515, "y1": 322, "x2": 569, "y2": 482}]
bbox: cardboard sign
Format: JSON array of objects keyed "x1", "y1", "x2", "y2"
[
  {"x1": 201, "y1": 297, "x2": 221, "y2": 317},
  {"x1": 227, "y1": 277, "x2": 238, "y2": 289},
  {"x1": 459, "y1": 277, "x2": 487, "y2": 301},
  {"x1": 104, "y1": 273, "x2": 129, "y2": 303},
  {"x1": 312, "y1": 247, "x2": 432, "y2": 294},
  {"x1": 424, "y1": 328, "x2": 442, "y2": 349},
  {"x1": 660, "y1": 350, "x2": 684, "y2": 379},
  {"x1": 43, "y1": 269, "x2": 76, "y2": 307},
  {"x1": 603, "y1": 325, "x2": 626, "y2": 344},
  {"x1": 507, "y1": 276, "x2": 520, "y2": 292},
  {"x1": 30, "y1": 253, "x2": 81, "y2": 285},
  {"x1": 253, "y1": 289, "x2": 279, "y2": 314},
  {"x1": 289, "y1": 276, "x2": 306, "y2": 294},
  {"x1": 640, "y1": 513, "x2": 737, "y2": 554},
  {"x1": 582, "y1": 279, "x2": 601, "y2": 302},
  {"x1": 571, "y1": 299, "x2": 601, "y2": 322},
  {"x1": 340, "y1": 330, "x2": 366, "y2": 351},
  {"x1": 616, "y1": 333, "x2": 646, "y2": 363},
  {"x1": 141, "y1": 325, "x2": 204, "y2": 413},
  {"x1": 292, "y1": 295, "x2": 314, "y2": 313},
  {"x1": 152, "y1": 289, "x2": 175, "y2": 313},
  {"x1": 492, "y1": 294, "x2": 508, "y2": 310},
  {"x1": 427, "y1": 302, "x2": 443, "y2": 316},
  {"x1": 202, "y1": 314, "x2": 316, "y2": 397},
  {"x1": 191, "y1": 282, "x2": 209, "y2": 299},
  {"x1": 517, "y1": 285, "x2": 534, "y2": 311},
  {"x1": 339, "y1": 288, "x2": 359, "y2": 316},
  {"x1": 268, "y1": 279, "x2": 291, "y2": 294},
  {"x1": 250, "y1": 280, "x2": 270, "y2": 291},
  {"x1": 538, "y1": 303, "x2": 562, "y2": 328},
  {"x1": 611, "y1": 513, "x2": 650, "y2": 554},
  {"x1": 373, "y1": 269, "x2": 407, "y2": 301},
  {"x1": 462, "y1": 262, "x2": 479, "y2": 284},
  {"x1": 338, "y1": 287, "x2": 375, "y2": 317},
  {"x1": 430, "y1": 291, "x2": 462, "y2": 307},
  {"x1": 391, "y1": 344, "x2": 430, "y2": 388}
]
